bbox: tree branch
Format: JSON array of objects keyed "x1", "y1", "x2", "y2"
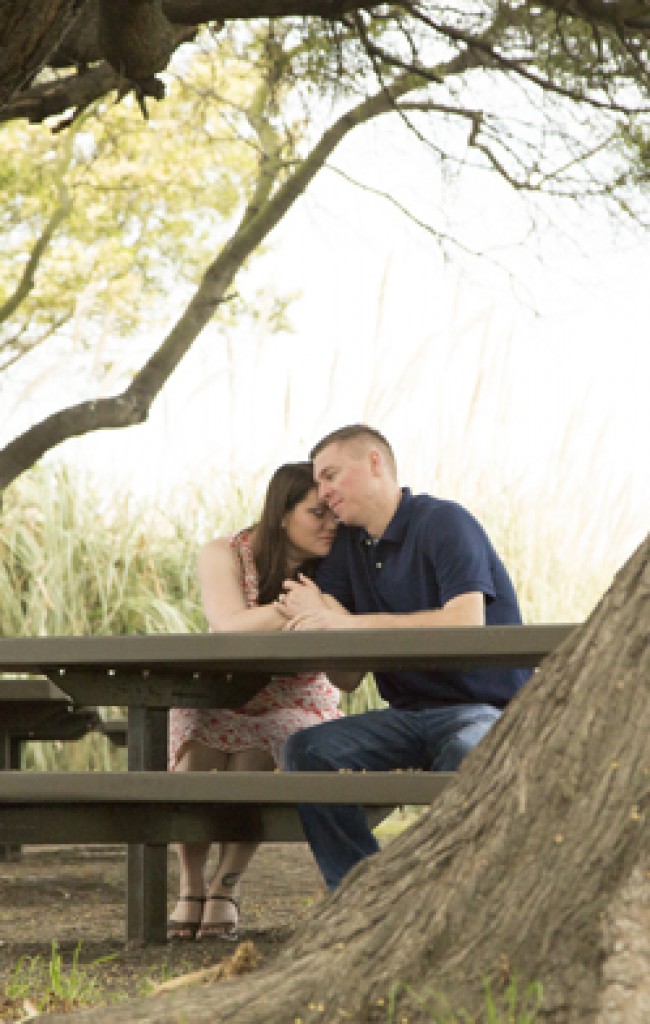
[
  {"x1": 162, "y1": 0, "x2": 387, "y2": 22},
  {"x1": 0, "y1": 64, "x2": 121, "y2": 127},
  {"x1": 0, "y1": 314, "x2": 73, "y2": 374},
  {"x1": 398, "y1": 4, "x2": 650, "y2": 114},
  {"x1": 0, "y1": 126, "x2": 77, "y2": 322},
  {"x1": 0, "y1": 394, "x2": 150, "y2": 491},
  {"x1": 0, "y1": 66, "x2": 429, "y2": 491}
]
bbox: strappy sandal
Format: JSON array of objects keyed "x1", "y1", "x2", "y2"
[
  {"x1": 196, "y1": 894, "x2": 240, "y2": 942},
  {"x1": 167, "y1": 896, "x2": 205, "y2": 941}
]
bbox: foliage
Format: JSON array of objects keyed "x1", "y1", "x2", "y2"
[
  {"x1": 0, "y1": 464, "x2": 255, "y2": 770},
  {"x1": 386, "y1": 975, "x2": 543, "y2": 1024},
  {"x1": 1, "y1": 11, "x2": 648, "y2": 490},
  {"x1": 2, "y1": 940, "x2": 113, "y2": 1014},
  {"x1": 0, "y1": 464, "x2": 204, "y2": 638},
  {"x1": 0, "y1": 33, "x2": 283, "y2": 380}
]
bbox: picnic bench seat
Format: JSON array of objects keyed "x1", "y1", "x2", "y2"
[
  {"x1": 0, "y1": 769, "x2": 450, "y2": 845},
  {"x1": 0, "y1": 677, "x2": 126, "y2": 859},
  {"x1": 0, "y1": 677, "x2": 127, "y2": 767}
]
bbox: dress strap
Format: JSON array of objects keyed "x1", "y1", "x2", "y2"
[{"x1": 229, "y1": 530, "x2": 259, "y2": 607}]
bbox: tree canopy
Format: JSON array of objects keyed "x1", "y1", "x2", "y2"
[{"x1": 0, "y1": 3, "x2": 647, "y2": 491}]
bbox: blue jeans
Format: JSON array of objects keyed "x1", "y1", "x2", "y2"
[{"x1": 281, "y1": 704, "x2": 500, "y2": 889}]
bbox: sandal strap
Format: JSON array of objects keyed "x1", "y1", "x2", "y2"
[
  {"x1": 205, "y1": 894, "x2": 240, "y2": 910},
  {"x1": 178, "y1": 895, "x2": 205, "y2": 903}
]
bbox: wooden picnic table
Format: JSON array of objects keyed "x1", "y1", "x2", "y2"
[{"x1": 0, "y1": 624, "x2": 574, "y2": 944}]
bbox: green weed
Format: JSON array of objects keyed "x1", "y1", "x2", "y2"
[
  {"x1": 135, "y1": 956, "x2": 199, "y2": 996},
  {"x1": 3, "y1": 940, "x2": 116, "y2": 1012},
  {"x1": 386, "y1": 975, "x2": 543, "y2": 1023}
]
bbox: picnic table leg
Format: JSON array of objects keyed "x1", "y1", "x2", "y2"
[
  {"x1": 0, "y1": 733, "x2": 22, "y2": 861},
  {"x1": 126, "y1": 707, "x2": 168, "y2": 945}
]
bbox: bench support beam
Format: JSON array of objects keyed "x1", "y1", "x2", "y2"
[
  {"x1": 0, "y1": 732, "x2": 21, "y2": 861},
  {"x1": 127, "y1": 707, "x2": 168, "y2": 944}
]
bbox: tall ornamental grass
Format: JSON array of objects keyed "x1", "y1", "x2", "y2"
[
  {"x1": 0, "y1": 465, "x2": 208, "y2": 638},
  {"x1": 0, "y1": 466, "x2": 256, "y2": 768}
]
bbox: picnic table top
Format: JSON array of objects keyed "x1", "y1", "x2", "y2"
[{"x1": 0, "y1": 624, "x2": 574, "y2": 675}]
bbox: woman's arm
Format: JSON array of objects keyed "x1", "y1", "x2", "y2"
[{"x1": 198, "y1": 538, "x2": 286, "y2": 632}]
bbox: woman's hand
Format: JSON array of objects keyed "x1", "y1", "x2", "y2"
[
  {"x1": 275, "y1": 574, "x2": 326, "y2": 619},
  {"x1": 276, "y1": 575, "x2": 354, "y2": 630},
  {"x1": 284, "y1": 608, "x2": 355, "y2": 631}
]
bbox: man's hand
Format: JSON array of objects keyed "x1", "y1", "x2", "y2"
[{"x1": 275, "y1": 575, "x2": 353, "y2": 630}]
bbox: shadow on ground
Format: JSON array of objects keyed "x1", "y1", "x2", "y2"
[{"x1": 0, "y1": 842, "x2": 323, "y2": 1019}]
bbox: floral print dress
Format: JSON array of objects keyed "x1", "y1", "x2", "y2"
[{"x1": 168, "y1": 529, "x2": 341, "y2": 768}]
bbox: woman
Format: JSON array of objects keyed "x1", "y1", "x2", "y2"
[{"x1": 167, "y1": 462, "x2": 341, "y2": 941}]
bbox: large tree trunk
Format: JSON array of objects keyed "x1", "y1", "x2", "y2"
[{"x1": 43, "y1": 532, "x2": 650, "y2": 1023}]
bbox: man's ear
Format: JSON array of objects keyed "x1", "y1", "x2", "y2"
[{"x1": 368, "y1": 448, "x2": 383, "y2": 476}]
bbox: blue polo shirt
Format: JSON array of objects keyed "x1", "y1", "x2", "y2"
[{"x1": 315, "y1": 489, "x2": 531, "y2": 710}]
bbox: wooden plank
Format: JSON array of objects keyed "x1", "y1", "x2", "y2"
[
  {"x1": 0, "y1": 707, "x2": 102, "y2": 740},
  {"x1": 100, "y1": 719, "x2": 128, "y2": 747},
  {"x1": 0, "y1": 677, "x2": 70, "y2": 700},
  {"x1": 49, "y1": 670, "x2": 267, "y2": 709},
  {"x1": 0, "y1": 677, "x2": 100, "y2": 736},
  {"x1": 0, "y1": 803, "x2": 396, "y2": 846},
  {"x1": 0, "y1": 624, "x2": 575, "y2": 675},
  {"x1": 0, "y1": 770, "x2": 452, "y2": 805}
]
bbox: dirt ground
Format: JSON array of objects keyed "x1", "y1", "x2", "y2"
[{"x1": 0, "y1": 842, "x2": 325, "y2": 1020}]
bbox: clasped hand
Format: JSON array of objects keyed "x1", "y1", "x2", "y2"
[{"x1": 275, "y1": 575, "x2": 351, "y2": 630}]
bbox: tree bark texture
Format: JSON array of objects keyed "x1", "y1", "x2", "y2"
[
  {"x1": 41, "y1": 533, "x2": 650, "y2": 1023},
  {"x1": 0, "y1": 0, "x2": 88, "y2": 104},
  {"x1": 2, "y1": 0, "x2": 649, "y2": 118}
]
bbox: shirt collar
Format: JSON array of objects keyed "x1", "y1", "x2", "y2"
[{"x1": 360, "y1": 487, "x2": 413, "y2": 545}]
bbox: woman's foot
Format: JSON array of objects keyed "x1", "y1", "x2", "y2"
[
  {"x1": 196, "y1": 892, "x2": 240, "y2": 941},
  {"x1": 167, "y1": 896, "x2": 205, "y2": 941}
]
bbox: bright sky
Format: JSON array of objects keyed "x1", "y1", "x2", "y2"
[{"x1": 6, "y1": 111, "x2": 649, "y2": 576}]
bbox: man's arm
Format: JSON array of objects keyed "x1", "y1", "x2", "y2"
[
  {"x1": 281, "y1": 583, "x2": 485, "y2": 631},
  {"x1": 344, "y1": 592, "x2": 485, "y2": 628}
]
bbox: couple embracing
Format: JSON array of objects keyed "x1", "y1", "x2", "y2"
[{"x1": 167, "y1": 424, "x2": 530, "y2": 941}]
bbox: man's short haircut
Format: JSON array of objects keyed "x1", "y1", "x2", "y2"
[{"x1": 310, "y1": 424, "x2": 398, "y2": 478}]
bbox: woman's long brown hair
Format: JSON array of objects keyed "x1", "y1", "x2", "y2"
[{"x1": 251, "y1": 462, "x2": 320, "y2": 606}]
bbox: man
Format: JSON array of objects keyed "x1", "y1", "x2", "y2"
[{"x1": 279, "y1": 424, "x2": 531, "y2": 890}]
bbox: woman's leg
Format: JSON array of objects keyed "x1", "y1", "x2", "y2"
[
  {"x1": 198, "y1": 746, "x2": 275, "y2": 939},
  {"x1": 168, "y1": 740, "x2": 228, "y2": 938}
]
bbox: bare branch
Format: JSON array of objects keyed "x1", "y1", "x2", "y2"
[
  {"x1": 0, "y1": 64, "x2": 121, "y2": 127},
  {"x1": 402, "y1": 3, "x2": 649, "y2": 114},
  {"x1": 325, "y1": 161, "x2": 486, "y2": 258},
  {"x1": 162, "y1": 0, "x2": 387, "y2": 21},
  {"x1": 0, "y1": 314, "x2": 73, "y2": 374}
]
